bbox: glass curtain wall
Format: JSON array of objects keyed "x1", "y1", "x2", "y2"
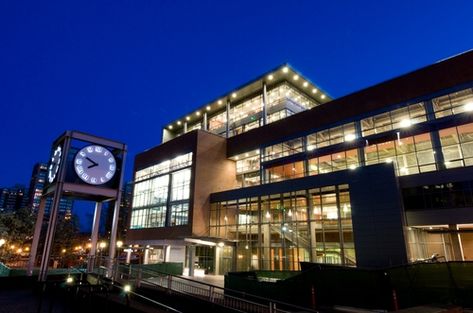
[
  {"x1": 209, "y1": 184, "x2": 354, "y2": 271},
  {"x1": 131, "y1": 153, "x2": 193, "y2": 229}
]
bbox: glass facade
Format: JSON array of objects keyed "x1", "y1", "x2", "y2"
[
  {"x1": 439, "y1": 122, "x2": 473, "y2": 168},
  {"x1": 432, "y1": 87, "x2": 473, "y2": 118},
  {"x1": 131, "y1": 153, "x2": 192, "y2": 229},
  {"x1": 210, "y1": 184, "x2": 354, "y2": 271}
]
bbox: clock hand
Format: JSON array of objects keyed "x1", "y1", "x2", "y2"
[{"x1": 86, "y1": 157, "x2": 99, "y2": 168}]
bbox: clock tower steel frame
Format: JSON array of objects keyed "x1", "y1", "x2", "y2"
[{"x1": 26, "y1": 131, "x2": 127, "y2": 282}]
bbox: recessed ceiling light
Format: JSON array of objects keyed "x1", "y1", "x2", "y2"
[
  {"x1": 293, "y1": 75, "x2": 299, "y2": 81},
  {"x1": 186, "y1": 116, "x2": 190, "y2": 121},
  {"x1": 168, "y1": 125, "x2": 173, "y2": 129},
  {"x1": 196, "y1": 111, "x2": 201, "y2": 116},
  {"x1": 282, "y1": 66, "x2": 289, "y2": 73},
  {"x1": 321, "y1": 94, "x2": 326, "y2": 99},
  {"x1": 312, "y1": 88, "x2": 318, "y2": 94},
  {"x1": 303, "y1": 81, "x2": 308, "y2": 87},
  {"x1": 177, "y1": 121, "x2": 181, "y2": 125},
  {"x1": 268, "y1": 74, "x2": 274, "y2": 80},
  {"x1": 206, "y1": 106, "x2": 211, "y2": 111},
  {"x1": 232, "y1": 92, "x2": 237, "y2": 98},
  {"x1": 218, "y1": 100, "x2": 223, "y2": 105}
]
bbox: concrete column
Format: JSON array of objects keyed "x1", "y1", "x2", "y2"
[
  {"x1": 184, "y1": 122, "x2": 188, "y2": 133},
  {"x1": 449, "y1": 224, "x2": 464, "y2": 261},
  {"x1": 125, "y1": 249, "x2": 132, "y2": 264},
  {"x1": 87, "y1": 202, "x2": 102, "y2": 272},
  {"x1": 262, "y1": 82, "x2": 268, "y2": 125},
  {"x1": 187, "y1": 245, "x2": 195, "y2": 276},
  {"x1": 27, "y1": 197, "x2": 47, "y2": 276},
  {"x1": 143, "y1": 247, "x2": 150, "y2": 265},
  {"x1": 203, "y1": 112, "x2": 208, "y2": 131},
  {"x1": 165, "y1": 245, "x2": 171, "y2": 262}
]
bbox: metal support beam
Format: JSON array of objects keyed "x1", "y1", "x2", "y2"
[
  {"x1": 27, "y1": 197, "x2": 47, "y2": 276},
  {"x1": 87, "y1": 201, "x2": 102, "y2": 272}
]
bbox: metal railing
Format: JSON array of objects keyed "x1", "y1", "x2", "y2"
[{"x1": 109, "y1": 262, "x2": 318, "y2": 313}]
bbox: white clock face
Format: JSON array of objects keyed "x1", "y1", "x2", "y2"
[
  {"x1": 48, "y1": 146, "x2": 62, "y2": 183},
  {"x1": 74, "y1": 145, "x2": 117, "y2": 185}
]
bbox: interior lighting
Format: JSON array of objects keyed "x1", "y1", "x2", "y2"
[
  {"x1": 312, "y1": 88, "x2": 318, "y2": 94},
  {"x1": 245, "y1": 153, "x2": 249, "y2": 157},
  {"x1": 265, "y1": 211, "x2": 271, "y2": 219},
  {"x1": 385, "y1": 158, "x2": 393, "y2": 163},
  {"x1": 186, "y1": 116, "x2": 190, "y2": 121},
  {"x1": 293, "y1": 74, "x2": 299, "y2": 81},
  {"x1": 124, "y1": 285, "x2": 131, "y2": 293},
  {"x1": 267, "y1": 74, "x2": 274, "y2": 80},
  {"x1": 307, "y1": 145, "x2": 315, "y2": 151},
  {"x1": 232, "y1": 92, "x2": 237, "y2": 98},
  {"x1": 66, "y1": 277, "x2": 74, "y2": 284},
  {"x1": 196, "y1": 111, "x2": 201, "y2": 116},
  {"x1": 177, "y1": 121, "x2": 182, "y2": 125},
  {"x1": 206, "y1": 106, "x2": 211, "y2": 111},
  {"x1": 288, "y1": 209, "x2": 293, "y2": 217},
  {"x1": 321, "y1": 94, "x2": 326, "y2": 99},
  {"x1": 218, "y1": 100, "x2": 223, "y2": 105},
  {"x1": 400, "y1": 119, "x2": 412, "y2": 128},
  {"x1": 464, "y1": 102, "x2": 473, "y2": 111},
  {"x1": 282, "y1": 66, "x2": 289, "y2": 73},
  {"x1": 303, "y1": 81, "x2": 309, "y2": 87},
  {"x1": 349, "y1": 164, "x2": 357, "y2": 170},
  {"x1": 344, "y1": 134, "x2": 356, "y2": 141},
  {"x1": 245, "y1": 245, "x2": 249, "y2": 250},
  {"x1": 235, "y1": 156, "x2": 239, "y2": 160},
  {"x1": 218, "y1": 242, "x2": 225, "y2": 247}
]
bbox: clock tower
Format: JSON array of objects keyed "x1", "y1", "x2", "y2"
[{"x1": 27, "y1": 131, "x2": 127, "y2": 281}]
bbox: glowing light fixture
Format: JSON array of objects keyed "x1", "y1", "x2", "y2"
[
  {"x1": 293, "y1": 74, "x2": 299, "y2": 81},
  {"x1": 312, "y1": 88, "x2": 318, "y2": 94},
  {"x1": 186, "y1": 116, "x2": 190, "y2": 121},
  {"x1": 282, "y1": 66, "x2": 289, "y2": 73},
  {"x1": 206, "y1": 106, "x2": 211, "y2": 111},
  {"x1": 168, "y1": 125, "x2": 173, "y2": 130},
  {"x1": 265, "y1": 211, "x2": 271, "y2": 219},
  {"x1": 307, "y1": 145, "x2": 315, "y2": 151},
  {"x1": 303, "y1": 81, "x2": 308, "y2": 87},
  {"x1": 177, "y1": 121, "x2": 182, "y2": 125},
  {"x1": 124, "y1": 285, "x2": 131, "y2": 293},
  {"x1": 232, "y1": 92, "x2": 237, "y2": 98},
  {"x1": 464, "y1": 101, "x2": 473, "y2": 111},
  {"x1": 196, "y1": 111, "x2": 201, "y2": 116},
  {"x1": 218, "y1": 242, "x2": 225, "y2": 247},
  {"x1": 288, "y1": 209, "x2": 293, "y2": 217},
  {"x1": 400, "y1": 119, "x2": 412, "y2": 128},
  {"x1": 349, "y1": 164, "x2": 357, "y2": 170},
  {"x1": 344, "y1": 133, "x2": 356, "y2": 141},
  {"x1": 218, "y1": 100, "x2": 223, "y2": 105},
  {"x1": 268, "y1": 74, "x2": 274, "y2": 80},
  {"x1": 66, "y1": 277, "x2": 74, "y2": 284},
  {"x1": 386, "y1": 158, "x2": 393, "y2": 163},
  {"x1": 321, "y1": 94, "x2": 326, "y2": 99}
]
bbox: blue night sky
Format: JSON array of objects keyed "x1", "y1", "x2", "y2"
[{"x1": 1, "y1": 0, "x2": 473, "y2": 187}]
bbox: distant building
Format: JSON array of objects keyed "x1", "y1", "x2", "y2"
[
  {"x1": 0, "y1": 184, "x2": 28, "y2": 213},
  {"x1": 27, "y1": 162, "x2": 74, "y2": 216}
]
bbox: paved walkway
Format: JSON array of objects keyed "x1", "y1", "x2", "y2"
[{"x1": 180, "y1": 274, "x2": 225, "y2": 288}]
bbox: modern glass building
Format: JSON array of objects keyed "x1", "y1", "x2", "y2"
[{"x1": 127, "y1": 51, "x2": 473, "y2": 274}]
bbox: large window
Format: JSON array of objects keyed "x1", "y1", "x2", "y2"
[
  {"x1": 131, "y1": 153, "x2": 192, "y2": 229},
  {"x1": 209, "y1": 184, "x2": 354, "y2": 270},
  {"x1": 171, "y1": 169, "x2": 191, "y2": 201},
  {"x1": 308, "y1": 149, "x2": 359, "y2": 175},
  {"x1": 439, "y1": 123, "x2": 473, "y2": 169},
  {"x1": 307, "y1": 122, "x2": 356, "y2": 149},
  {"x1": 432, "y1": 88, "x2": 473, "y2": 118},
  {"x1": 364, "y1": 133, "x2": 436, "y2": 176},
  {"x1": 361, "y1": 103, "x2": 427, "y2": 137},
  {"x1": 266, "y1": 160, "x2": 304, "y2": 183},
  {"x1": 264, "y1": 137, "x2": 304, "y2": 161}
]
